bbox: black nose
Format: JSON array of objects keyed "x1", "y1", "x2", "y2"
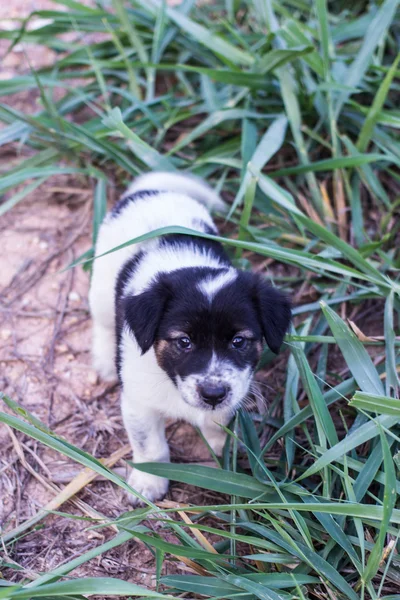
[{"x1": 199, "y1": 383, "x2": 228, "y2": 407}]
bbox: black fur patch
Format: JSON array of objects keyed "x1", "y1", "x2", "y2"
[
  {"x1": 113, "y1": 226, "x2": 229, "y2": 377},
  {"x1": 122, "y1": 267, "x2": 291, "y2": 385}
]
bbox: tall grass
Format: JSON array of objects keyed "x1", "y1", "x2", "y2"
[{"x1": 1, "y1": 0, "x2": 399, "y2": 598}]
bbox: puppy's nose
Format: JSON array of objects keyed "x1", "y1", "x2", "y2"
[{"x1": 199, "y1": 383, "x2": 228, "y2": 407}]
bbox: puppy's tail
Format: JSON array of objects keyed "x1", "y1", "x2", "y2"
[{"x1": 125, "y1": 171, "x2": 227, "y2": 213}]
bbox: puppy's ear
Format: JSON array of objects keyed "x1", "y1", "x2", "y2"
[
  {"x1": 253, "y1": 278, "x2": 291, "y2": 354},
  {"x1": 123, "y1": 280, "x2": 169, "y2": 355}
]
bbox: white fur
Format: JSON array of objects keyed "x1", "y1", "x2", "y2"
[
  {"x1": 198, "y1": 268, "x2": 237, "y2": 301},
  {"x1": 119, "y1": 329, "x2": 232, "y2": 504},
  {"x1": 176, "y1": 352, "x2": 251, "y2": 414},
  {"x1": 89, "y1": 172, "x2": 233, "y2": 504},
  {"x1": 124, "y1": 171, "x2": 227, "y2": 213},
  {"x1": 124, "y1": 241, "x2": 223, "y2": 296}
]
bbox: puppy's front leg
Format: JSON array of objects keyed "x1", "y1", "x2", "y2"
[
  {"x1": 121, "y1": 393, "x2": 170, "y2": 505},
  {"x1": 200, "y1": 412, "x2": 230, "y2": 457},
  {"x1": 92, "y1": 322, "x2": 117, "y2": 382}
]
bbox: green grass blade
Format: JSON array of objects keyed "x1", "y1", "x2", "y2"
[
  {"x1": 102, "y1": 18, "x2": 142, "y2": 100},
  {"x1": 168, "y1": 109, "x2": 272, "y2": 155},
  {"x1": 238, "y1": 410, "x2": 262, "y2": 475},
  {"x1": 139, "y1": 0, "x2": 253, "y2": 66},
  {"x1": 235, "y1": 175, "x2": 257, "y2": 258},
  {"x1": 119, "y1": 526, "x2": 230, "y2": 561},
  {"x1": 257, "y1": 45, "x2": 314, "y2": 72},
  {"x1": 242, "y1": 520, "x2": 360, "y2": 600},
  {"x1": 102, "y1": 107, "x2": 175, "y2": 171},
  {"x1": 335, "y1": 0, "x2": 399, "y2": 117},
  {"x1": 357, "y1": 53, "x2": 400, "y2": 152},
  {"x1": 290, "y1": 341, "x2": 339, "y2": 447},
  {"x1": 229, "y1": 114, "x2": 288, "y2": 218},
  {"x1": 384, "y1": 290, "x2": 400, "y2": 398},
  {"x1": 362, "y1": 429, "x2": 397, "y2": 585},
  {"x1": 270, "y1": 153, "x2": 397, "y2": 177},
  {"x1": 162, "y1": 573, "x2": 318, "y2": 595},
  {"x1": 283, "y1": 325, "x2": 303, "y2": 471},
  {"x1": 320, "y1": 301, "x2": 385, "y2": 395},
  {"x1": 301, "y1": 495, "x2": 361, "y2": 570},
  {"x1": 262, "y1": 1, "x2": 325, "y2": 217},
  {"x1": 0, "y1": 177, "x2": 47, "y2": 217},
  {"x1": 5, "y1": 577, "x2": 173, "y2": 598},
  {"x1": 217, "y1": 574, "x2": 286, "y2": 600},
  {"x1": 296, "y1": 414, "x2": 399, "y2": 482},
  {"x1": 170, "y1": 501, "x2": 400, "y2": 523},
  {"x1": 92, "y1": 178, "x2": 107, "y2": 247},
  {"x1": 0, "y1": 166, "x2": 103, "y2": 194},
  {"x1": 256, "y1": 171, "x2": 395, "y2": 288},
  {"x1": 349, "y1": 392, "x2": 400, "y2": 416},
  {"x1": 26, "y1": 531, "x2": 136, "y2": 588},
  {"x1": 134, "y1": 462, "x2": 271, "y2": 498},
  {"x1": 70, "y1": 223, "x2": 388, "y2": 287}
]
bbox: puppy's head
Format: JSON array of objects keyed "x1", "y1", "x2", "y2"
[{"x1": 124, "y1": 268, "x2": 291, "y2": 412}]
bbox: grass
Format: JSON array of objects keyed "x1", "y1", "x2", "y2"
[{"x1": 0, "y1": 0, "x2": 400, "y2": 598}]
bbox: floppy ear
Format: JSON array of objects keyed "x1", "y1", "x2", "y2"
[
  {"x1": 253, "y1": 278, "x2": 291, "y2": 354},
  {"x1": 123, "y1": 280, "x2": 170, "y2": 355}
]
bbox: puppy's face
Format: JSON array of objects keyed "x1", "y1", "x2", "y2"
[{"x1": 124, "y1": 268, "x2": 291, "y2": 412}]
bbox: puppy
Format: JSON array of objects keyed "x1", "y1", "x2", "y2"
[{"x1": 89, "y1": 172, "x2": 291, "y2": 504}]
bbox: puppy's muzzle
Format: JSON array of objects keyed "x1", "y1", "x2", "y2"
[{"x1": 198, "y1": 382, "x2": 230, "y2": 408}]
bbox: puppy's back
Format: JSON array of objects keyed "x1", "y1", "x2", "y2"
[
  {"x1": 124, "y1": 171, "x2": 226, "y2": 213},
  {"x1": 89, "y1": 171, "x2": 224, "y2": 329}
]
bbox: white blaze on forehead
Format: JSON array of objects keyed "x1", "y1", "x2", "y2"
[
  {"x1": 198, "y1": 268, "x2": 237, "y2": 301},
  {"x1": 125, "y1": 243, "x2": 224, "y2": 296},
  {"x1": 207, "y1": 352, "x2": 221, "y2": 376},
  {"x1": 205, "y1": 352, "x2": 234, "y2": 378}
]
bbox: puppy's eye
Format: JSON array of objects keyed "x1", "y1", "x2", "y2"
[
  {"x1": 177, "y1": 336, "x2": 192, "y2": 350},
  {"x1": 232, "y1": 336, "x2": 247, "y2": 350}
]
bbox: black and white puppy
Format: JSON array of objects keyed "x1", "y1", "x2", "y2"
[{"x1": 89, "y1": 172, "x2": 291, "y2": 504}]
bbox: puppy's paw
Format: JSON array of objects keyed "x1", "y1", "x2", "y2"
[
  {"x1": 93, "y1": 358, "x2": 118, "y2": 383},
  {"x1": 207, "y1": 430, "x2": 227, "y2": 456},
  {"x1": 127, "y1": 469, "x2": 169, "y2": 505}
]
